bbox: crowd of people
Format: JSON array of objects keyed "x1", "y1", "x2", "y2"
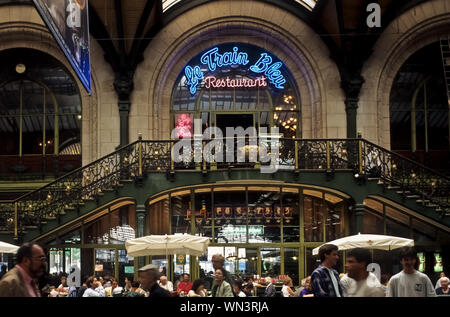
[{"x1": 0, "y1": 242, "x2": 447, "y2": 297}]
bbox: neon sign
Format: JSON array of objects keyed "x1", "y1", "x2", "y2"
[
  {"x1": 204, "y1": 76, "x2": 267, "y2": 89},
  {"x1": 250, "y1": 53, "x2": 286, "y2": 89},
  {"x1": 184, "y1": 45, "x2": 287, "y2": 94},
  {"x1": 200, "y1": 46, "x2": 249, "y2": 71}
]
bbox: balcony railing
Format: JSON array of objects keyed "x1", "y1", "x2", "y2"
[{"x1": 0, "y1": 136, "x2": 448, "y2": 239}]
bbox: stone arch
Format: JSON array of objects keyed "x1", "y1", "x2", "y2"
[
  {"x1": 131, "y1": 0, "x2": 343, "y2": 141},
  {"x1": 360, "y1": 0, "x2": 450, "y2": 149},
  {"x1": 0, "y1": 5, "x2": 106, "y2": 165}
]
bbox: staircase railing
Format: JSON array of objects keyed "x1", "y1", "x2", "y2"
[
  {"x1": 0, "y1": 137, "x2": 448, "y2": 240},
  {"x1": 359, "y1": 139, "x2": 450, "y2": 211}
]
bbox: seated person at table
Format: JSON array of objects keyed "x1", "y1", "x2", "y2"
[
  {"x1": 57, "y1": 276, "x2": 69, "y2": 294},
  {"x1": 188, "y1": 279, "x2": 207, "y2": 297},
  {"x1": 233, "y1": 281, "x2": 247, "y2": 297},
  {"x1": 436, "y1": 277, "x2": 450, "y2": 295},
  {"x1": 243, "y1": 283, "x2": 254, "y2": 297},
  {"x1": 299, "y1": 276, "x2": 314, "y2": 297},
  {"x1": 158, "y1": 275, "x2": 174, "y2": 292},
  {"x1": 176, "y1": 273, "x2": 193, "y2": 296},
  {"x1": 124, "y1": 281, "x2": 145, "y2": 297},
  {"x1": 281, "y1": 276, "x2": 296, "y2": 297}
]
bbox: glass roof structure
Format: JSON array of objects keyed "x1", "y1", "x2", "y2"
[{"x1": 162, "y1": 0, "x2": 318, "y2": 13}]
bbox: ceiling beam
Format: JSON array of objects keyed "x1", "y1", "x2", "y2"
[
  {"x1": 129, "y1": 0, "x2": 157, "y2": 70},
  {"x1": 88, "y1": 3, "x2": 120, "y2": 72},
  {"x1": 114, "y1": 0, "x2": 126, "y2": 59}
]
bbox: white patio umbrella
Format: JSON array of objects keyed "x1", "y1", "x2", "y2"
[
  {"x1": 0, "y1": 241, "x2": 19, "y2": 254},
  {"x1": 125, "y1": 233, "x2": 210, "y2": 257},
  {"x1": 312, "y1": 233, "x2": 414, "y2": 255}
]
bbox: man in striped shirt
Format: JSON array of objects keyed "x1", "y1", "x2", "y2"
[{"x1": 311, "y1": 244, "x2": 343, "y2": 297}]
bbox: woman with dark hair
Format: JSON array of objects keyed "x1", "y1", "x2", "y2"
[
  {"x1": 188, "y1": 279, "x2": 207, "y2": 297},
  {"x1": 213, "y1": 268, "x2": 234, "y2": 297}
]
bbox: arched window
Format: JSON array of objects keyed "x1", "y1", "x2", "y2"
[
  {"x1": 390, "y1": 42, "x2": 449, "y2": 172},
  {"x1": 0, "y1": 48, "x2": 82, "y2": 177},
  {"x1": 171, "y1": 43, "x2": 300, "y2": 139}
]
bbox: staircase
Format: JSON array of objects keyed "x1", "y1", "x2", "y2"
[{"x1": 0, "y1": 137, "x2": 448, "y2": 241}]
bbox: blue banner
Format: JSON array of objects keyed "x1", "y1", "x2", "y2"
[{"x1": 33, "y1": 0, "x2": 91, "y2": 94}]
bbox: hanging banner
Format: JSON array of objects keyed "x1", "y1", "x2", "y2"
[{"x1": 33, "y1": 0, "x2": 91, "y2": 94}]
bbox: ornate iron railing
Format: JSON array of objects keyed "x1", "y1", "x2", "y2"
[
  {"x1": 0, "y1": 137, "x2": 448, "y2": 239},
  {"x1": 359, "y1": 139, "x2": 450, "y2": 210}
]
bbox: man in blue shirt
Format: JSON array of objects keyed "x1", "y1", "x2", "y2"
[{"x1": 311, "y1": 244, "x2": 343, "y2": 297}]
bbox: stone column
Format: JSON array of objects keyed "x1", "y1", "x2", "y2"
[
  {"x1": 114, "y1": 73, "x2": 134, "y2": 148},
  {"x1": 342, "y1": 76, "x2": 365, "y2": 139},
  {"x1": 353, "y1": 203, "x2": 366, "y2": 235}
]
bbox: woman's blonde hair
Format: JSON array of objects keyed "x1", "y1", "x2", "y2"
[{"x1": 283, "y1": 276, "x2": 292, "y2": 285}]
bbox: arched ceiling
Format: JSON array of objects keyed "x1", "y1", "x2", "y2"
[{"x1": 86, "y1": 0, "x2": 429, "y2": 79}]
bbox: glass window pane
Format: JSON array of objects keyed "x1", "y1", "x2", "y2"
[
  {"x1": 0, "y1": 115, "x2": 19, "y2": 155},
  {"x1": 59, "y1": 114, "x2": 80, "y2": 156},
  {"x1": 149, "y1": 198, "x2": 170, "y2": 235},
  {"x1": 283, "y1": 191, "x2": 299, "y2": 242},
  {"x1": 303, "y1": 195, "x2": 324, "y2": 242},
  {"x1": 284, "y1": 248, "x2": 299, "y2": 286},
  {"x1": 95, "y1": 249, "x2": 115, "y2": 278},
  {"x1": 22, "y1": 115, "x2": 43, "y2": 154},
  {"x1": 119, "y1": 249, "x2": 134, "y2": 285},
  {"x1": 171, "y1": 192, "x2": 191, "y2": 234},
  {"x1": 259, "y1": 90, "x2": 270, "y2": 110},
  {"x1": 326, "y1": 203, "x2": 346, "y2": 241},
  {"x1": 194, "y1": 190, "x2": 212, "y2": 237},
  {"x1": 201, "y1": 112, "x2": 210, "y2": 133},
  {"x1": 0, "y1": 81, "x2": 21, "y2": 115},
  {"x1": 61, "y1": 230, "x2": 81, "y2": 244},
  {"x1": 214, "y1": 190, "x2": 246, "y2": 243},
  {"x1": 248, "y1": 190, "x2": 281, "y2": 243},
  {"x1": 259, "y1": 112, "x2": 269, "y2": 132},
  {"x1": 64, "y1": 248, "x2": 81, "y2": 274},
  {"x1": 200, "y1": 91, "x2": 209, "y2": 111},
  {"x1": 22, "y1": 81, "x2": 44, "y2": 115},
  {"x1": 49, "y1": 248, "x2": 64, "y2": 275},
  {"x1": 237, "y1": 248, "x2": 257, "y2": 277},
  {"x1": 261, "y1": 248, "x2": 280, "y2": 277},
  {"x1": 235, "y1": 88, "x2": 257, "y2": 110},
  {"x1": 109, "y1": 206, "x2": 136, "y2": 244},
  {"x1": 84, "y1": 212, "x2": 110, "y2": 244},
  {"x1": 275, "y1": 111, "x2": 298, "y2": 138}
]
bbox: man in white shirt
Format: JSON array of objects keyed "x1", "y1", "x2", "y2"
[
  {"x1": 158, "y1": 275, "x2": 173, "y2": 292},
  {"x1": 340, "y1": 248, "x2": 385, "y2": 297},
  {"x1": 83, "y1": 277, "x2": 105, "y2": 297},
  {"x1": 387, "y1": 247, "x2": 436, "y2": 297}
]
